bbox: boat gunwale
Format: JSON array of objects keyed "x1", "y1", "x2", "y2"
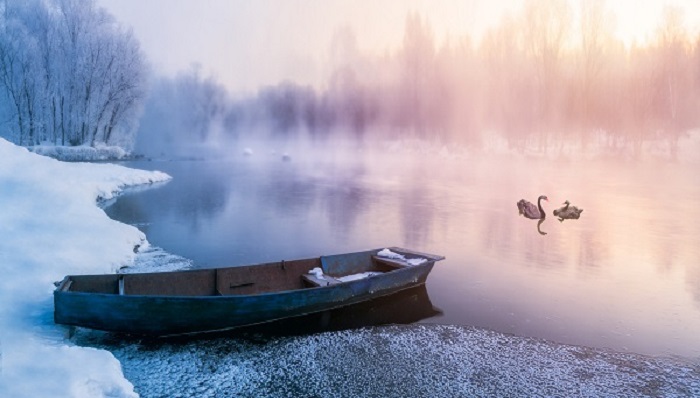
[
  {"x1": 55, "y1": 261, "x2": 433, "y2": 300},
  {"x1": 55, "y1": 247, "x2": 442, "y2": 298}
]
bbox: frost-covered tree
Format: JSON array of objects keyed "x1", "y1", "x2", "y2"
[
  {"x1": 0, "y1": 0, "x2": 146, "y2": 148},
  {"x1": 0, "y1": 1, "x2": 40, "y2": 145}
]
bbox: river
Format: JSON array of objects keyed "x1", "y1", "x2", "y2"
[{"x1": 105, "y1": 141, "x2": 700, "y2": 359}]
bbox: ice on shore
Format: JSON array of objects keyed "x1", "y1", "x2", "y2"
[{"x1": 97, "y1": 324, "x2": 700, "y2": 398}]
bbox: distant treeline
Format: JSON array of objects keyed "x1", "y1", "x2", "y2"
[
  {"x1": 0, "y1": 0, "x2": 146, "y2": 148},
  {"x1": 139, "y1": 1, "x2": 700, "y2": 157},
  {"x1": 3, "y1": 0, "x2": 698, "y2": 156}
]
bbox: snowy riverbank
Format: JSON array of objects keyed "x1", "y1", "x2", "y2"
[
  {"x1": 0, "y1": 138, "x2": 170, "y2": 397},
  {"x1": 29, "y1": 143, "x2": 132, "y2": 162},
  {"x1": 1, "y1": 138, "x2": 698, "y2": 397},
  {"x1": 98, "y1": 324, "x2": 699, "y2": 398}
]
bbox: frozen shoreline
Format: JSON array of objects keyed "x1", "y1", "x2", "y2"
[
  {"x1": 30, "y1": 143, "x2": 132, "y2": 162},
  {"x1": 0, "y1": 139, "x2": 171, "y2": 398},
  {"x1": 86, "y1": 324, "x2": 700, "y2": 398}
]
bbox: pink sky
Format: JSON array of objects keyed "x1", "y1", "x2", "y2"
[{"x1": 98, "y1": 0, "x2": 700, "y2": 93}]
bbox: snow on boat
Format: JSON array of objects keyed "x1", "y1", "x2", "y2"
[{"x1": 54, "y1": 247, "x2": 445, "y2": 336}]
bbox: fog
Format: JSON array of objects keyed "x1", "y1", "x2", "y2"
[
  {"x1": 3, "y1": 0, "x2": 700, "y2": 159},
  {"x1": 135, "y1": 1, "x2": 700, "y2": 162},
  {"x1": 108, "y1": 138, "x2": 700, "y2": 357}
]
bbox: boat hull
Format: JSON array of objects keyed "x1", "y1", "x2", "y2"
[{"x1": 54, "y1": 248, "x2": 440, "y2": 336}]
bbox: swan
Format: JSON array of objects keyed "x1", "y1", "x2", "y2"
[
  {"x1": 553, "y1": 200, "x2": 583, "y2": 221},
  {"x1": 517, "y1": 195, "x2": 548, "y2": 219}
]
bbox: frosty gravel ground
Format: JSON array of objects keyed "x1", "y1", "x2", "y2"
[{"x1": 79, "y1": 324, "x2": 700, "y2": 398}]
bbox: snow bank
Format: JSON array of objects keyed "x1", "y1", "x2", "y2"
[
  {"x1": 0, "y1": 138, "x2": 171, "y2": 398},
  {"x1": 30, "y1": 143, "x2": 129, "y2": 161},
  {"x1": 2, "y1": 343, "x2": 136, "y2": 398}
]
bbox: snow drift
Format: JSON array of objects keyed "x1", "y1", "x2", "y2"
[{"x1": 0, "y1": 138, "x2": 170, "y2": 398}]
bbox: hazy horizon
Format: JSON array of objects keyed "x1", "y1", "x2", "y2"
[{"x1": 97, "y1": 0, "x2": 700, "y2": 94}]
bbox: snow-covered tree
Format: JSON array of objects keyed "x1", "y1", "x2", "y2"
[{"x1": 0, "y1": 0, "x2": 146, "y2": 148}]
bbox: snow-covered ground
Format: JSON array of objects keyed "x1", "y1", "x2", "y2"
[
  {"x1": 29, "y1": 143, "x2": 132, "y2": 162},
  {"x1": 0, "y1": 138, "x2": 171, "y2": 397},
  {"x1": 97, "y1": 325, "x2": 699, "y2": 398},
  {"x1": 1, "y1": 137, "x2": 698, "y2": 398}
]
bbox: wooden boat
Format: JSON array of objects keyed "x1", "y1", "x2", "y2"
[
  {"x1": 232, "y1": 284, "x2": 442, "y2": 338},
  {"x1": 54, "y1": 247, "x2": 444, "y2": 336}
]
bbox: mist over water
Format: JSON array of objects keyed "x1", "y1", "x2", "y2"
[
  {"x1": 132, "y1": 2, "x2": 700, "y2": 164},
  {"x1": 107, "y1": 133, "x2": 700, "y2": 358},
  {"x1": 98, "y1": 0, "x2": 700, "y2": 361}
]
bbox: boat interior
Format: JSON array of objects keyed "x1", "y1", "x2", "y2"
[{"x1": 57, "y1": 250, "x2": 433, "y2": 297}]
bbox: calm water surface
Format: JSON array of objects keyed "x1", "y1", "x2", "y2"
[{"x1": 107, "y1": 147, "x2": 700, "y2": 358}]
